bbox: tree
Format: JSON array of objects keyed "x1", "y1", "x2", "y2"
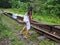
[{"x1": 0, "y1": 0, "x2": 11, "y2": 8}]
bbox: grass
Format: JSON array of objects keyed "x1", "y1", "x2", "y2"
[
  {"x1": 38, "y1": 38, "x2": 56, "y2": 45},
  {"x1": 1, "y1": 14, "x2": 38, "y2": 44},
  {"x1": 33, "y1": 15, "x2": 60, "y2": 24},
  {"x1": 0, "y1": 15, "x2": 25, "y2": 45},
  {"x1": 6, "y1": 8, "x2": 60, "y2": 24},
  {"x1": 6, "y1": 8, "x2": 26, "y2": 14},
  {"x1": 0, "y1": 13, "x2": 56, "y2": 45}
]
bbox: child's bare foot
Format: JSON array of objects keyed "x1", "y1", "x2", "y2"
[
  {"x1": 23, "y1": 36, "x2": 27, "y2": 39},
  {"x1": 20, "y1": 32, "x2": 23, "y2": 36}
]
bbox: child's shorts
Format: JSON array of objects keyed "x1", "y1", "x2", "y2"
[{"x1": 25, "y1": 21, "x2": 30, "y2": 30}]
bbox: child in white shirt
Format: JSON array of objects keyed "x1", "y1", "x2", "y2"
[{"x1": 20, "y1": 6, "x2": 33, "y2": 39}]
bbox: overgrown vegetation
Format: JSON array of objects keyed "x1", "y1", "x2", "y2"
[
  {"x1": 0, "y1": 15, "x2": 26, "y2": 45},
  {"x1": 0, "y1": 14, "x2": 56, "y2": 45},
  {"x1": 6, "y1": 8, "x2": 60, "y2": 24},
  {"x1": 0, "y1": 0, "x2": 60, "y2": 17},
  {"x1": 0, "y1": 15, "x2": 11, "y2": 38},
  {"x1": 0, "y1": 0, "x2": 60, "y2": 24},
  {"x1": 0, "y1": 0, "x2": 59, "y2": 45}
]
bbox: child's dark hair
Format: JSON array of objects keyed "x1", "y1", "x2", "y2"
[
  {"x1": 28, "y1": 4, "x2": 33, "y2": 11},
  {"x1": 27, "y1": 4, "x2": 33, "y2": 15}
]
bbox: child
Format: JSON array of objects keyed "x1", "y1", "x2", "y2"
[{"x1": 20, "y1": 6, "x2": 33, "y2": 39}]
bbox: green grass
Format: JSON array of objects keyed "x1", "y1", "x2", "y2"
[
  {"x1": 38, "y1": 38, "x2": 56, "y2": 45},
  {"x1": 6, "y1": 8, "x2": 60, "y2": 24},
  {"x1": 1, "y1": 14, "x2": 38, "y2": 44},
  {"x1": 0, "y1": 15, "x2": 26, "y2": 45},
  {"x1": 33, "y1": 15, "x2": 60, "y2": 24},
  {"x1": 0, "y1": 9, "x2": 56, "y2": 45},
  {"x1": 6, "y1": 8, "x2": 26, "y2": 14},
  {"x1": 0, "y1": 13, "x2": 56, "y2": 45}
]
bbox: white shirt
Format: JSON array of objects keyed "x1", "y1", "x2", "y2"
[
  {"x1": 23, "y1": 12, "x2": 30, "y2": 23},
  {"x1": 23, "y1": 12, "x2": 30, "y2": 30},
  {"x1": 12, "y1": 12, "x2": 31, "y2": 30}
]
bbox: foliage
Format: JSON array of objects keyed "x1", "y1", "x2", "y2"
[
  {"x1": 0, "y1": 15, "x2": 10, "y2": 38},
  {"x1": 20, "y1": 0, "x2": 31, "y2": 2},
  {"x1": 0, "y1": 0, "x2": 60, "y2": 24},
  {"x1": 0, "y1": 0, "x2": 11, "y2": 8},
  {"x1": 30, "y1": 0, "x2": 60, "y2": 16},
  {"x1": 0, "y1": 0, "x2": 60, "y2": 16}
]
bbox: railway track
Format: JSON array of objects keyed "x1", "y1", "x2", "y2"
[{"x1": 1, "y1": 11, "x2": 60, "y2": 43}]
